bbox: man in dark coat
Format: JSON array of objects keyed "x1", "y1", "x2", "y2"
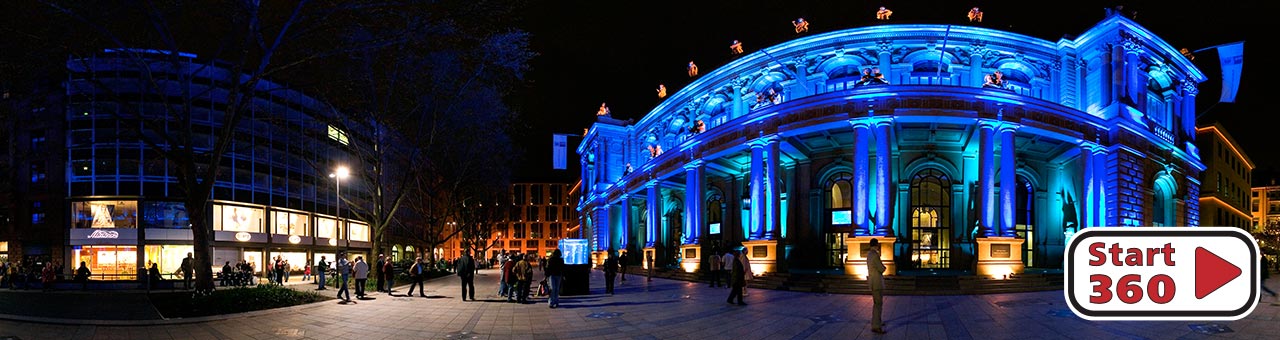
[
  {"x1": 603, "y1": 249, "x2": 619, "y2": 295},
  {"x1": 457, "y1": 249, "x2": 477, "y2": 301},
  {"x1": 375, "y1": 254, "x2": 387, "y2": 293},
  {"x1": 726, "y1": 249, "x2": 746, "y2": 305}
]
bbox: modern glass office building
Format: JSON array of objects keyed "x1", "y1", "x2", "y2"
[
  {"x1": 577, "y1": 13, "x2": 1206, "y2": 279},
  {"x1": 4, "y1": 49, "x2": 373, "y2": 281}
]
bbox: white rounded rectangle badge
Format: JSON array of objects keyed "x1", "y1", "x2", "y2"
[{"x1": 1065, "y1": 227, "x2": 1260, "y2": 321}]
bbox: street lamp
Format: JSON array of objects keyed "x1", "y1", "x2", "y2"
[{"x1": 329, "y1": 166, "x2": 350, "y2": 255}]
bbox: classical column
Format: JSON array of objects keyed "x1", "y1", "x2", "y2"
[
  {"x1": 851, "y1": 121, "x2": 872, "y2": 236},
  {"x1": 595, "y1": 207, "x2": 610, "y2": 251},
  {"x1": 877, "y1": 41, "x2": 894, "y2": 82},
  {"x1": 684, "y1": 160, "x2": 704, "y2": 244},
  {"x1": 970, "y1": 44, "x2": 987, "y2": 87},
  {"x1": 998, "y1": 125, "x2": 1019, "y2": 237},
  {"x1": 1180, "y1": 82, "x2": 1199, "y2": 139},
  {"x1": 618, "y1": 194, "x2": 630, "y2": 250},
  {"x1": 977, "y1": 121, "x2": 997, "y2": 236},
  {"x1": 1121, "y1": 39, "x2": 1142, "y2": 106},
  {"x1": 1092, "y1": 145, "x2": 1108, "y2": 226},
  {"x1": 872, "y1": 118, "x2": 894, "y2": 236},
  {"x1": 1080, "y1": 142, "x2": 1099, "y2": 228},
  {"x1": 749, "y1": 140, "x2": 766, "y2": 239},
  {"x1": 646, "y1": 181, "x2": 660, "y2": 247},
  {"x1": 765, "y1": 139, "x2": 781, "y2": 239}
]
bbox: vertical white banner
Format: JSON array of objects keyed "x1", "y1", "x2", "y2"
[
  {"x1": 553, "y1": 134, "x2": 568, "y2": 170},
  {"x1": 1217, "y1": 42, "x2": 1244, "y2": 103}
]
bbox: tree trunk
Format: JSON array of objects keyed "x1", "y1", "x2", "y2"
[{"x1": 189, "y1": 197, "x2": 216, "y2": 293}]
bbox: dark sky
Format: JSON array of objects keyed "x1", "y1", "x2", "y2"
[{"x1": 513, "y1": 1, "x2": 1268, "y2": 183}]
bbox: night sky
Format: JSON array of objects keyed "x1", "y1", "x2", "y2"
[{"x1": 514, "y1": 1, "x2": 1268, "y2": 183}]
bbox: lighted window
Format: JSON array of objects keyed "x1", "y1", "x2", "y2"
[
  {"x1": 0, "y1": 241, "x2": 8, "y2": 252},
  {"x1": 144, "y1": 245, "x2": 194, "y2": 278},
  {"x1": 316, "y1": 217, "x2": 342, "y2": 239},
  {"x1": 349, "y1": 222, "x2": 370, "y2": 242},
  {"x1": 910, "y1": 169, "x2": 952, "y2": 269},
  {"x1": 211, "y1": 204, "x2": 262, "y2": 232},
  {"x1": 327, "y1": 125, "x2": 349, "y2": 145},
  {"x1": 272, "y1": 211, "x2": 310, "y2": 236},
  {"x1": 825, "y1": 172, "x2": 853, "y2": 229},
  {"x1": 71, "y1": 201, "x2": 138, "y2": 228},
  {"x1": 74, "y1": 245, "x2": 138, "y2": 280}
]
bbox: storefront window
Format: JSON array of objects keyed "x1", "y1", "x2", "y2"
[
  {"x1": 272, "y1": 211, "x2": 310, "y2": 236},
  {"x1": 316, "y1": 217, "x2": 342, "y2": 239},
  {"x1": 349, "y1": 222, "x2": 370, "y2": 242},
  {"x1": 243, "y1": 250, "x2": 264, "y2": 275},
  {"x1": 268, "y1": 251, "x2": 308, "y2": 272},
  {"x1": 71, "y1": 201, "x2": 139, "y2": 228},
  {"x1": 144, "y1": 245, "x2": 194, "y2": 279},
  {"x1": 314, "y1": 253, "x2": 336, "y2": 268},
  {"x1": 142, "y1": 202, "x2": 190, "y2": 229},
  {"x1": 213, "y1": 204, "x2": 263, "y2": 232},
  {"x1": 74, "y1": 245, "x2": 138, "y2": 280}
]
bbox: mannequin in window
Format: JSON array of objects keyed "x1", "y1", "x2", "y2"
[
  {"x1": 968, "y1": 7, "x2": 983, "y2": 22},
  {"x1": 792, "y1": 18, "x2": 809, "y2": 33},
  {"x1": 687, "y1": 61, "x2": 699, "y2": 77},
  {"x1": 876, "y1": 7, "x2": 893, "y2": 20},
  {"x1": 656, "y1": 84, "x2": 667, "y2": 99},
  {"x1": 729, "y1": 40, "x2": 744, "y2": 55},
  {"x1": 596, "y1": 102, "x2": 611, "y2": 116}
]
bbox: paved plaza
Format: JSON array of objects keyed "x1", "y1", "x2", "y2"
[{"x1": 0, "y1": 269, "x2": 1278, "y2": 339}]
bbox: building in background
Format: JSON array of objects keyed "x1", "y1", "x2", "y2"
[
  {"x1": 1, "y1": 49, "x2": 375, "y2": 282},
  {"x1": 1196, "y1": 123, "x2": 1252, "y2": 230},
  {"x1": 578, "y1": 13, "x2": 1206, "y2": 279},
  {"x1": 440, "y1": 182, "x2": 580, "y2": 263}
]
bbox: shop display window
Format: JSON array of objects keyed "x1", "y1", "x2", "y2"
[
  {"x1": 144, "y1": 245, "x2": 194, "y2": 278},
  {"x1": 213, "y1": 204, "x2": 263, "y2": 232},
  {"x1": 142, "y1": 201, "x2": 190, "y2": 229},
  {"x1": 74, "y1": 245, "x2": 138, "y2": 280},
  {"x1": 272, "y1": 211, "x2": 310, "y2": 236},
  {"x1": 71, "y1": 201, "x2": 138, "y2": 228},
  {"x1": 349, "y1": 222, "x2": 370, "y2": 242}
]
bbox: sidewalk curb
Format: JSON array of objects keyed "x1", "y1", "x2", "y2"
[{"x1": 0, "y1": 273, "x2": 458, "y2": 326}]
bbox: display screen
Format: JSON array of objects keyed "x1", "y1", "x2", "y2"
[
  {"x1": 559, "y1": 239, "x2": 589, "y2": 265},
  {"x1": 709, "y1": 222, "x2": 721, "y2": 234},
  {"x1": 831, "y1": 210, "x2": 852, "y2": 225}
]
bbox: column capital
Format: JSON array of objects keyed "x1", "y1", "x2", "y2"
[
  {"x1": 1079, "y1": 141, "x2": 1106, "y2": 154},
  {"x1": 977, "y1": 119, "x2": 1019, "y2": 132},
  {"x1": 849, "y1": 119, "x2": 873, "y2": 129},
  {"x1": 683, "y1": 159, "x2": 705, "y2": 170},
  {"x1": 748, "y1": 134, "x2": 780, "y2": 148},
  {"x1": 645, "y1": 179, "x2": 659, "y2": 188}
]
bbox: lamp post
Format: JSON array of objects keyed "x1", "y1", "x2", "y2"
[{"x1": 329, "y1": 166, "x2": 350, "y2": 256}]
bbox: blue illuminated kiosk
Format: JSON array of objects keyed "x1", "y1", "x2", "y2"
[{"x1": 559, "y1": 239, "x2": 592, "y2": 296}]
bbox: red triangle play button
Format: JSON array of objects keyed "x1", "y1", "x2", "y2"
[{"x1": 1195, "y1": 247, "x2": 1242, "y2": 299}]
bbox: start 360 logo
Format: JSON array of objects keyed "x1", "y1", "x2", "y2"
[{"x1": 1065, "y1": 227, "x2": 1260, "y2": 321}]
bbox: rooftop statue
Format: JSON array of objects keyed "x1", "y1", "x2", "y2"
[
  {"x1": 730, "y1": 40, "x2": 744, "y2": 55},
  {"x1": 968, "y1": 7, "x2": 983, "y2": 23},
  {"x1": 657, "y1": 84, "x2": 667, "y2": 99},
  {"x1": 982, "y1": 70, "x2": 1006, "y2": 89},
  {"x1": 793, "y1": 18, "x2": 809, "y2": 33},
  {"x1": 597, "y1": 102, "x2": 611, "y2": 116},
  {"x1": 876, "y1": 7, "x2": 893, "y2": 20},
  {"x1": 687, "y1": 61, "x2": 699, "y2": 77}
]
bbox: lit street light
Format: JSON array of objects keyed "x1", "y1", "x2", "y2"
[{"x1": 329, "y1": 166, "x2": 350, "y2": 256}]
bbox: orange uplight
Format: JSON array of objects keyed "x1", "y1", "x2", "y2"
[
  {"x1": 1198, "y1": 196, "x2": 1252, "y2": 219},
  {"x1": 1197, "y1": 126, "x2": 1254, "y2": 170}
]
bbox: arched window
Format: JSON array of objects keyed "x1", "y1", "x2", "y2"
[
  {"x1": 392, "y1": 245, "x2": 402, "y2": 262},
  {"x1": 707, "y1": 192, "x2": 723, "y2": 235},
  {"x1": 1015, "y1": 176, "x2": 1035, "y2": 267},
  {"x1": 825, "y1": 172, "x2": 854, "y2": 230},
  {"x1": 910, "y1": 169, "x2": 952, "y2": 269},
  {"x1": 405, "y1": 246, "x2": 416, "y2": 260}
]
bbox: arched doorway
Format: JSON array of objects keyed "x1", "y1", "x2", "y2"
[
  {"x1": 1153, "y1": 175, "x2": 1176, "y2": 226},
  {"x1": 706, "y1": 190, "x2": 725, "y2": 251},
  {"x1": 910, "y1": 169, "x2": 952, "y2": 269},
  {"x1": 825, "y1": 172, "x2": 853, "y2": 268}
]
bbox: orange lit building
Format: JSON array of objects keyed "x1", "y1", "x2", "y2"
[{"x1": 1196, "y1": 123, "x2": 1252, "y2": 230}]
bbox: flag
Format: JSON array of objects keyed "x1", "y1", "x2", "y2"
[
  {"x1": 1216, "y1": 42, "x2": 1244, "y2": 103},
  {"x1": 553, "y1": 134, "x2": 568, "y2": 170}
]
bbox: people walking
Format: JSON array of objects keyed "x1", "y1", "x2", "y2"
[
  {"x1": 726, "y1": 249, "x2": 746, "y2": 305},
  {"x1": 740, "y1": 252, "x2": 754, "y2": 296},
  {"x1": 353, "y1": 256, "x2": 369, "y2": 299},
  {"x1": 457, "y1": 249, "x2": 477, "y2": 301},
  {"x1": 500, "y1": 254, "x2": 516, "y2": 301},
  {"x1": 604, "y1": 249, "x2": 619, "y2": 295},
  {"x1": 316, "y1": 256, "x2": 329, "y2": 290},
  {"x1": 708, "y1": 250, "x2": 722, "y2": 287},
  {"x1": 868, "y1": 238, "x2": 887, "y2": 334},
  {"x1": 180, "y1": 252, "x2": 194, "y2": 290},
  {"x1": 546, "y1": 249, "x2": 565, "y2": 308},
  {"x1": 721, "y1": 248, "x2": 735, "y2": 290},
  {"x1": 618, "y1": 251, "x2": 628, "y2": 281},
  {"x1": 336, "y1": 255, "x2": 353, "y2": 303},
  {"x1": 515, "y1": 254, "x2": 534, "y2": 304},
  {"x1": 75, "y1": 261, "x2": 91, "y2": 290},
  {"x1": 407, "y1": 257, "x2": 427, "y2": 297}
]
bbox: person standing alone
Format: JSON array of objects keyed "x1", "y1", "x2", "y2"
[
  {"x1": 867, "y1": 238, "x2": 887, "y2": 334},
  {"x1": 546, "y1": 249, "x2": 565, "y2": 308},
  {"x1": 515, "y1": 254, "x2": 534, "y2": 304},
  {"x1": 457, "y1": 249, "x2": 477, "y2": 301},
  {"x1": 708, "y1": 250, "x2": 722, "y2": 287},
  {"x1": 316, "y1": 256, "x2": 329, "y2": 290},
  {"x1": 180, "y1": 252, "x2": 194, "y2": 290},
  {"x1": 603, "y1": 249, "x2": 619, "y2": 295},
  {"x1": 726, "y1": 249, "x2": 746, "y2": 305},
  {"x1": 336, "y1": 255, "x2": 353, "y2": 303},
  {"x1": 375, "y1": 254, "x2": 386, "y2": 293}
]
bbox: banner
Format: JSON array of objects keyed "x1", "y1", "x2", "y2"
[
  {"x1": 1217, "y1": 42, "x2": 1244, "y2": 103},
  {"x1": 553, "y1": 134, "x2": 568, "y2": 170}
]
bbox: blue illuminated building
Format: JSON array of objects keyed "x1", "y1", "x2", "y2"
[
  {"x1": 577, "y1": 13, "x2": 1204, "y2": 278},
  {"x1": 5, "y1": 49, "x2": 374, "y2": 282}
]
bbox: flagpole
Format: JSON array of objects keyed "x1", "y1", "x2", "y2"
[
  {"x1": 1193, "y1": 41, "x2": 1245, "y2": 54},
  {"x1": 937, "y1": 25, "x2": 952, "y2": 84}
]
